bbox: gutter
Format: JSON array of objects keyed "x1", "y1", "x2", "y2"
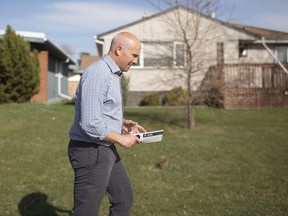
[
  {"x1": 261, "y1": 37, "x2": 288, "y2": 75},
  {"x1": 94, "y1": 35, "x2": 104, "y2": 45},
  {"x1": 94, "y1": 35, "x2": 104, "y2": 56}
]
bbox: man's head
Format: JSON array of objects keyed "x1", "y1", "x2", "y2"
[{"x1": 108, "y1": 32, "x2": 141, "y2": 72}]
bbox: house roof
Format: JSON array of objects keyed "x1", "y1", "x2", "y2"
[
  {"x1": 0, "y1": 30, "x2": 76, "y2": 65},
  {"x1": 96, "y1": 5, "x2": 288, "y2": 43}
]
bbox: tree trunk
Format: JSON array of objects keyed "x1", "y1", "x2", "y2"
[
  {"x1": 187, "y1": 69, "x2": 195, "y2": 129},
  {"x1": 187, "y1": 94, "x2": 195, "y2": 128}
]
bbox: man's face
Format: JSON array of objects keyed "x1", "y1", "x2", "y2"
[{"x1": 117, "y1": 41, "x2": 141, "y2": 72}]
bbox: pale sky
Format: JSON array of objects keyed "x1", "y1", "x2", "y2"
[{"x1": 1, "y1": 0, "x2": 288, "y2": 60}]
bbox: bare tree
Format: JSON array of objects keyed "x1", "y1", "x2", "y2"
[
  {"x1": 60, "y1": 43, "x2": 74, "y2": 58},
  {"x1": 146, "y1": 0, "x2": 225, "y2": 128}
]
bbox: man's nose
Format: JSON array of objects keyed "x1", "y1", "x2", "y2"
[{"x1": 132, "y1": 57, "x2": 138, "y2": 64}]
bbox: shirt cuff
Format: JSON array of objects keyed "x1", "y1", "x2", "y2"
[{"x1": 99, "y1": 130, "x2": 109, "y2": 141}]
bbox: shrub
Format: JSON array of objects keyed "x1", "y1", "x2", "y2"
[
  {"x1": 140, "y1": 94, "x2": 162, "y2": 106},
  {"x1": 203, "y1": 88, "x2": 224, "y2": 108},
  {"x1": 163, "y1": 87, "x2": 188, "y2": 106},
  {"x1": 0, "y1": 25, "x2": 39, "y2": 103}
]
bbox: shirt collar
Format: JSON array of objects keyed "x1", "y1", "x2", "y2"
[{"x1": 102, "y1": 54, "x2": 122, "y2": 76}]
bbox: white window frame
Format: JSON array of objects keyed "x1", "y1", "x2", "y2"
[
  {"x1": 132, "y1": 41, "x2": 186, "y2": 69},
  {"x1": 131, "y1": 43, "x2": 144, "y2": 69}
]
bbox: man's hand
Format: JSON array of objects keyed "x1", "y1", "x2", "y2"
[
  {"x1": 104, "y1": 131, "x2": 140, "y2": 148},
  {"x1": 118, "y1": 134, "x2": 140, "y2": 148},
  {"x1": 123, "y1": 119, "x2": 146, "y2": 134},
  {"x1": 104, "y1": 120, "x2": 146, "y2": 148}
]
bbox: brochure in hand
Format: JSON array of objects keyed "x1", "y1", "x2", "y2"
[{"x1": 134, "y1": 130, "x2": 164, "y2": 143}]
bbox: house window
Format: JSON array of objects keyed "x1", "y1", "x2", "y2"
[
  {"x1": 239, "y1": 44, "x2": 247, "y2": 57},
  {"x1": 56, "y1": 61, "x2": 63, "y2": 73},
  {"x1": 276, "y1": 46, "x2": 288, "y2": 62},
  {"x1": 132, "y1": 47, "x2": 143, "y2": 67},
  {"x1": 174, "y1": 42, "x2": 185, "y2": 67},
  {"x1": 133, "y1": 42, "x2": 185, "y2": 68},
  {"x1": 144, "y1": 42, "x2": 173, "y2": 67}
]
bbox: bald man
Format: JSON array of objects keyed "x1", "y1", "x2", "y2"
[{"x1": 68, "y1": 32, "x2": 146, "y2": 216}]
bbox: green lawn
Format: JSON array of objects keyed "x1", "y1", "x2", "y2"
[{"x1": 0, "y1": 103, "x2": 287, "y2": 216}]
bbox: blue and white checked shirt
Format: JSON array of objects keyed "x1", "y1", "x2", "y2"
[{"x1": 69, "y1": 54, "x2": 123, "y2": 146}]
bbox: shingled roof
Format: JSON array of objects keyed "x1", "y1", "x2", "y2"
[{"x1": 227, "y1": 23, "x2": 288, "y2": 40}]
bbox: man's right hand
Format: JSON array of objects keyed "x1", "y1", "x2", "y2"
[
  {"x1": 105, "y1": 131, "x2": 140, "y2": 148},
  {"x1": 118, "y1": 134, "x2": 141, "y2": 148}
]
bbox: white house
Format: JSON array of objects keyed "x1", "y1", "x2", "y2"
[{"x1": 94, "y1": 6, "x2": 288, "y2": 107}]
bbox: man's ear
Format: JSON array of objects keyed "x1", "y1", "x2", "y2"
[{"x1": 115, "y1": 46, "x2": 122, "y2": 56}]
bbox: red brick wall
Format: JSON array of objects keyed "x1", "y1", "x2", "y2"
[
  {"x1": 224, "y1": 89, "x2": 288, "y2": 109},
  {"x1": 68, "y1": 81, "x2": 78, "y2": 97},
  {"x1": 31, "y1": 51, "x2": 49, "y2": 103}
]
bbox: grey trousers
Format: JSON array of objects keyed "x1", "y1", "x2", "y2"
[{"x1": 68, "y1": 140, "x2": 133, "y2": 216}]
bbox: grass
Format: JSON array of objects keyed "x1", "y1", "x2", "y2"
[{"x1": 0, "y1": 103, "x2": 287, "y2": 216}]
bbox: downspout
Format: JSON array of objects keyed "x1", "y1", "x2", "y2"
[
  {"x1": 261, "y1": 37, "x2": 288, "y2": 75},
  {"x1": 56, "y1": 58, "x2": 72, "y2": 100}
]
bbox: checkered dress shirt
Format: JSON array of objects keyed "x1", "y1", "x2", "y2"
[{"x1": 69, "y1": 54, "x2": 123, "y2": 146}]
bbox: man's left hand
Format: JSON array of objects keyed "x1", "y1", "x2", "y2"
[{"x1": 123, "y1": 119, "x2": 146, "y2": 134}]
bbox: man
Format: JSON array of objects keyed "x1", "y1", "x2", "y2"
[{"x1": 68, "y1": 32, "x2": 146, "y2": 216}]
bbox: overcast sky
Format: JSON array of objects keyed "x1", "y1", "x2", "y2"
[{"x1": 1, "y1": 0, "x2": 288, "y2": 60}]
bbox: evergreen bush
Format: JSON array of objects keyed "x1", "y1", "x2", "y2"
[{"x1": 0, "y1": 25, "x2": 39, "y2": 103}]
